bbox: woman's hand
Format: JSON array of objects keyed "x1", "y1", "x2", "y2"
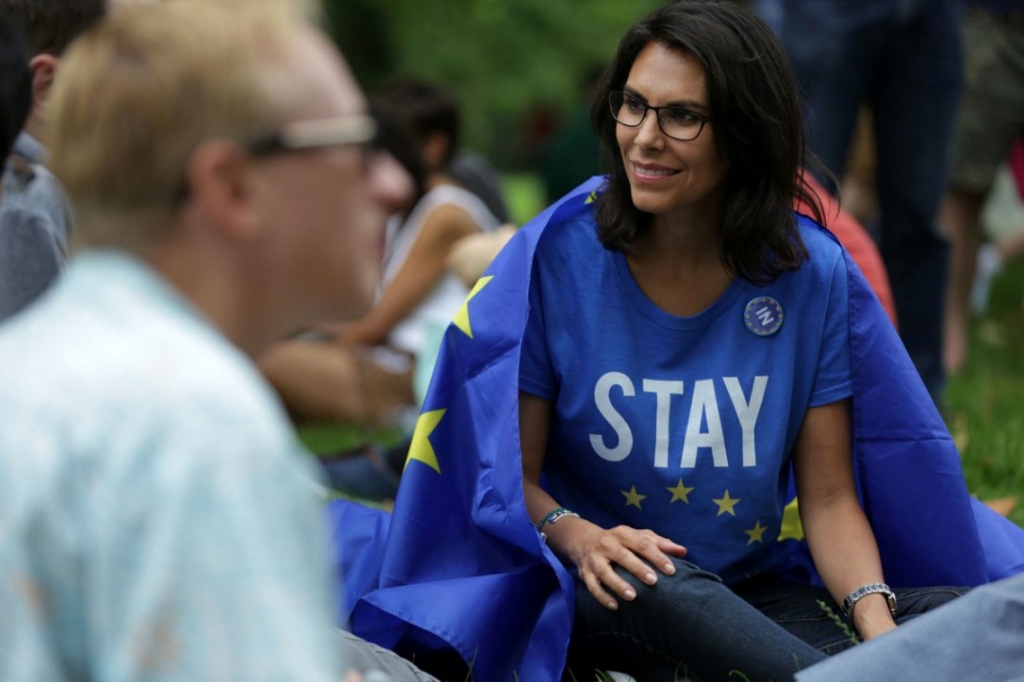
[
  {"x1": 519, "y1": 393, "x2": 686, "y2": 610},
  {"x1": 568, "y1": 523, "x2": 687, "y2": 610}
]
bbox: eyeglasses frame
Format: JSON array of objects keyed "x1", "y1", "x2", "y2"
[
  {"x1": 174, "y1": 113, "x2": 379, "y2": 203},
  {"x1": 245, "y1": 112, "x2": 379, "y2": 156},
  {"x1": 608, "y1": 90, "x2": 709, "y2": 142}
]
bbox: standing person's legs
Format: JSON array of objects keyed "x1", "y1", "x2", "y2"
[
  {"x1": 941, "y1": 189, "x2": 987, "y2": 374},
  {"x1": 778, "y1": 1, "x2": 880, "y2": 191},
  {"x1": 870, "y1": 0, "x2": 963, "y2": 405},
  {"x1": 941, "y1": 10, "x2": 1024, "y2": 374},
  {"x1": 567, "y1": 558, "x2": 826, "y2": 682}
]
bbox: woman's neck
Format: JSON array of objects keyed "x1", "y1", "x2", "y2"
[
  {"x1": 423, "y1": 172, "x2": 455, "y2": 192},
  {"x1": 624, "y1": 205, "x2": 732, "y2": 317}
]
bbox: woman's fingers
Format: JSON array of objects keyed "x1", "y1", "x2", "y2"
[
  {"x1": 580, "y1": 526, "x2": 688, "y2": 610},
  {"x1": 628, "y1": 529, "x2": 686, "y2": 576},
  {"x1": 581, "y1": 566, "x2": 623, "y2": 610}
]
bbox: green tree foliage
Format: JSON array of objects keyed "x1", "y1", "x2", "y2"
[{"x1": 323, "y1": 0, "x2": 665, "y2": 166}]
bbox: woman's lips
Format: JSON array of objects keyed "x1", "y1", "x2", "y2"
[{"x1": 631, "y1": 161, "x2": 680, "y2": 184}]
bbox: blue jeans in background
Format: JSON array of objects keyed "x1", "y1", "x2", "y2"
[{"x1": 775, "y1": 0, "x2": 965, "y2": 405}]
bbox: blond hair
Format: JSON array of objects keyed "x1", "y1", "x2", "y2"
[{"x1": 47, "y1": 0, "x2": 320, "y2": 250}]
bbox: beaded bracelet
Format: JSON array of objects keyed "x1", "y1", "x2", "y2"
[{"x1": 536, "y1": 506, "x2": 580, "y2": 532}]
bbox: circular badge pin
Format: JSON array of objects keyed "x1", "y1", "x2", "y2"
[{"x1": 744, "y1": 296, "x2": 784, "y2": 336}]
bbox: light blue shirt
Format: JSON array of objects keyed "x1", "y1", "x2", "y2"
[{"x1": 0, "y1": 251, "x2": 344, "y2": 681}]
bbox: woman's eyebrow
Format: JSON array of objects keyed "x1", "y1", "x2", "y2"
[{"x1": 622, "y1": 85, "x2": 708, "y2": 112}]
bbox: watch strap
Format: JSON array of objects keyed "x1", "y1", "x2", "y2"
[{"x1": 842, "y1": 582, "x2": 897, "y2": 618}]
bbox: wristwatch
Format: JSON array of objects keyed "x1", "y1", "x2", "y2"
[{"x1": 842, "y1": 582, "x2": 897, "y2": 618}]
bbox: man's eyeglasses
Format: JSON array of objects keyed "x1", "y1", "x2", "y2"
[
  {"x1": 609, "y1": 90, "x2": 709, "y2": 142},
  {"x1": 245, "y1": 112, "x2": 378, "y2": 156},
  {"x1": 174, "y1": 113, "x2": 379, "y2": 203}
]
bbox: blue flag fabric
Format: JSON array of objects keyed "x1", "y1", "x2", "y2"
[{"x1": 330, "y1": 177, "x2": 1024, "y2": 681}]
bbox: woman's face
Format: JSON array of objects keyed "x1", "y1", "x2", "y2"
[{"x1": 615, "y1": 42, "x2": 730, "y2": 224}]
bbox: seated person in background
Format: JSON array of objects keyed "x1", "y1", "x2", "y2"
[
  {"x1": 260, "y1": 78, "x2": 504, "y2": 428},
  {"x1": 0, "y1": 0, "x2": 101, "y2": 323}
]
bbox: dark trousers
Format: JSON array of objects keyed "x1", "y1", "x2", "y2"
[{"x1": 568, "y1": 557, "x2": 965, "y2": 682}]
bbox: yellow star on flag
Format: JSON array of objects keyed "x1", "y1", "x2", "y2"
[
  {"x1": 713, "y1": 490, "x2": 740, "y2": 517},
  {"x1": 622, "y1": 485, "x2": 647, "y2": 510},
  {"x1": 778, "y1": 497, "x2": 804, "y2": 541},
  {"x1": 667, "y1": 478, "x2": 695, "y2": 504},
  {"x1": 452, "y1": 275, "x2": 493, "y2": 339},
  {"x1": 745, "y1": 520, "x2": 768, "y2": 545},
  {"x1": 585, "y1": 191, "x2": 598, "y2": 204},
  {"x1": 404, "y1": 408, "x2": 446, "y2": 474}
]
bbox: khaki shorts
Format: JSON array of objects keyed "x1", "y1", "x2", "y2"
[{"x1": 948, "y1": 10, "x2": 1024, "y2": 193}]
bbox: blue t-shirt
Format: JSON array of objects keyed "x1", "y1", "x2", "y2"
[{"x1": 519, "y1": 211, "x2": 851, "y2": 585}]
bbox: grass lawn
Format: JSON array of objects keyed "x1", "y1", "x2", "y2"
[{"x1": 946, "y1": 259, "x2": 1024, "y2": 528}]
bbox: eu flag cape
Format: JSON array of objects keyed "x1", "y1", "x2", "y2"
[{"x1": 329, "y1": 176, "x2": 1024, "y2": 681}]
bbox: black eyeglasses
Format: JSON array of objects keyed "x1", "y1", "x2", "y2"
[
  {"x1": 609, "y1": 90, "x2": 709, "y2": 142},
  {"x1": 245, "y1": 112, "x2": 378, "y2": 156}
]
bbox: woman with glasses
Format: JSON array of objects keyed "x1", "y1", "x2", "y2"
[{"x1": 516, "y1": 2, "x2": 963, "y2": 679}]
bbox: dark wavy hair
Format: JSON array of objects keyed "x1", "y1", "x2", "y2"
[
  {"x1": 591, "y1": 0, "x2": 827, "y2": 284},
  {"x1": 374, "y1": 78, "x2": 461, "y2": 169}
]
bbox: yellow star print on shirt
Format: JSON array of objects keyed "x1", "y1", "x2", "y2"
[
  {"x1": 745, "y1": 520, "x2": 768, "y2": 545},
  {"x1": 452, "y1": 275, "x2": 493, "y2": 339},
  {"x1": 713, "y1": 490, "x2": 740, "y2": 517},
  {"x1": 622, "y1": 485, "x2": 647, "y2": 510},
  {"x1": 778, "y1": 497, "x2": 804, "y2": 541},
  {"x1": 667, "y1": 479, "x2": 695, "y2": 504},
  {"x1": 404, "y1": 408, "x2": 446, "y2": 474}
]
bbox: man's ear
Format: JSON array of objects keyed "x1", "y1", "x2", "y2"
[
  {"x1": 182, "y1": 139, "x2": 261, "y2": 241},
  {"x1": 28, "y1": 54, "x2": 58, "y2": 115}
]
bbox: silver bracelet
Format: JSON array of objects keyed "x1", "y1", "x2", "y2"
[
  {"x1": 842, "y1": 582, "x2": 897, "y2": 618},
  {"x1": 535, "y1": 507, "x2": 580, "y2": 533}
]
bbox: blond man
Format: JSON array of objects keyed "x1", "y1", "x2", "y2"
[{"x1": 0, "y1": 1, "x2": 427, "y2": 680}]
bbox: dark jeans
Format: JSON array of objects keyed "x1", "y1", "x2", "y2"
[
  {"x1": 777, "y1": 0, "x2": 964, "y2": 405},
  {"x1": 567, "y1": 557, "x2": 965, "y2": 682}
]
